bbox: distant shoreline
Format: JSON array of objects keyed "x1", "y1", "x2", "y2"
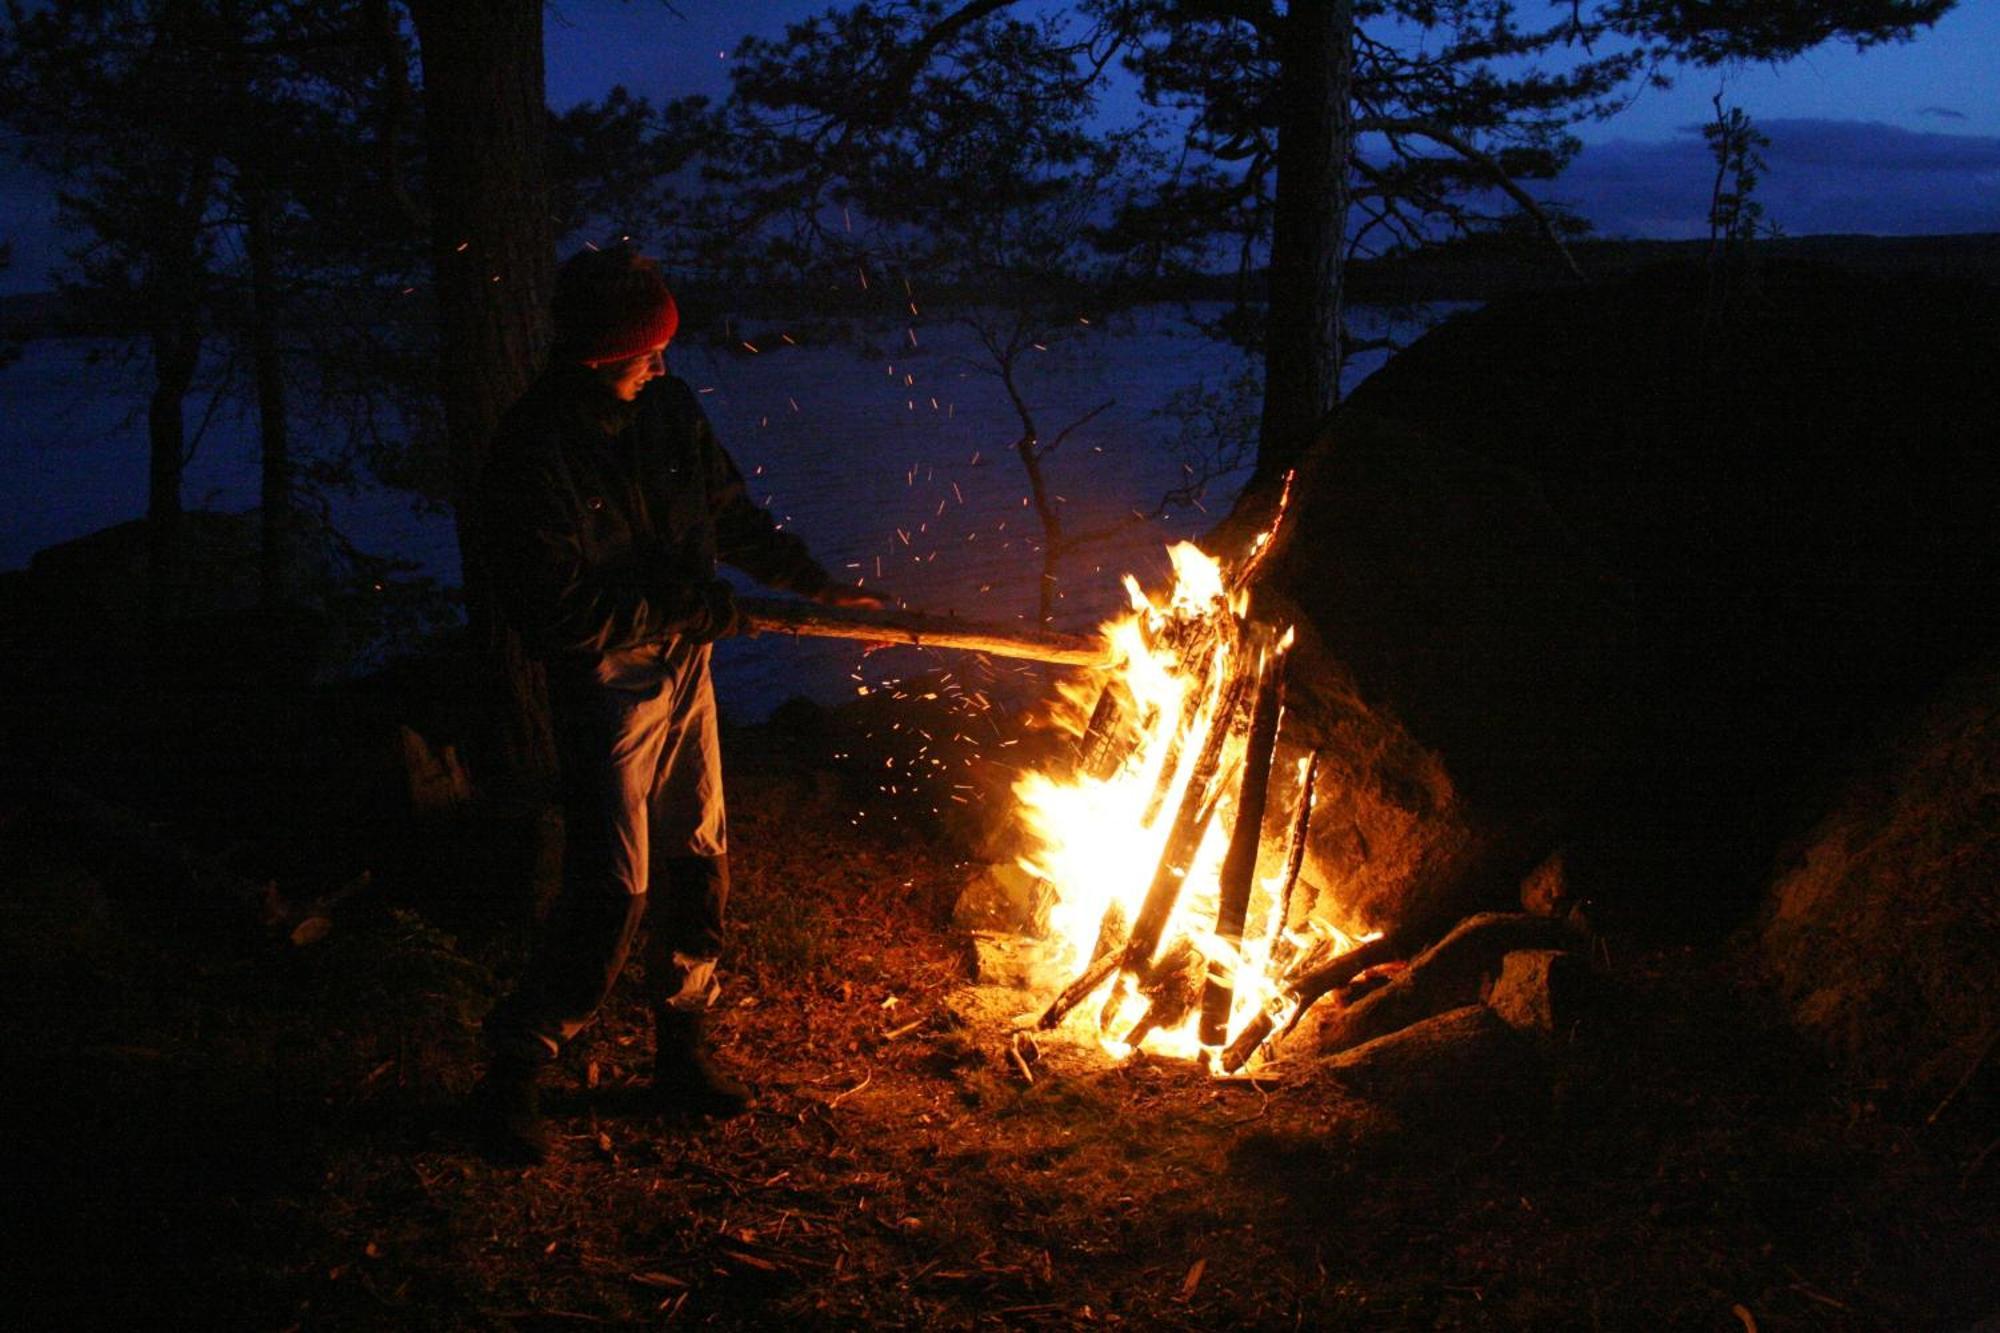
[
  {"x1": 6, "y1": 232, "x2": 1994, "y2": 342},
  {"x1": 1343, "y1": 231, "x2": 2000, "y2": 303}
]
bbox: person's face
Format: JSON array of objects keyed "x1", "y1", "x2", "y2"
[{"x1": 597, "y1": 341, "x2": 668, "y2": 401}]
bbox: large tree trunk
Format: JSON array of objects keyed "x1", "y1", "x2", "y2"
[
  {"x1": 144, "y1": 171, "x2": 210, "y2": 625},
  {"x1": 407, "y1": 0, "x2": 557, "y2": 786},
  {"x1": 243, "y1": 177, "x2": 290, "y2": 609},
  {"x1": 144, "y1": 324, "x2": 195, "y2": 623},
  {"x1": 1254, "y1": 0, "x2": 1353, "y2": 490}
]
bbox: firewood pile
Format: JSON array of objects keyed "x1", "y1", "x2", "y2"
[
  {"x1": 1022, "y1": 610, "x2": 1593, "y2": 1075},
  {"x1": 957, "y1": 481, "x2": 1601, "y2": 1078}
]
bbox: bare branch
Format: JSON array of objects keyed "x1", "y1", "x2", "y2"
[
  {"x1": 1040, "y1": 398, "x2": 1115, "y2": 460},
  {"x1": 1364, "y1": 116, "x2": 1586, "y2": 280}
]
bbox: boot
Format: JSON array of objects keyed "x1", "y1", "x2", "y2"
[
  {"x1": 649, "y1": 1009, "x2": 754, "y2": 1119},
  {"x1": 471, "y1": 1057, "x2": 549, "y2": 1165}
]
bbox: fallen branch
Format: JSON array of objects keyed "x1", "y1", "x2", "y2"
[
  {"x1": 38, "y1": 779, "x2": 367, "y2": 946},
  {"x1": 736, "y1": 595, "x2": 1108, "y2": 667},
  {"x1": 1220, "y1": 934, "x2": 1401, "y2": 1072},
  {"x1": 1286, "y1": 933, "x2": 1405, "y2": 1021},
  {"x1": 1311, "y1": 912, "x2": 1578, "y2": 1055}
]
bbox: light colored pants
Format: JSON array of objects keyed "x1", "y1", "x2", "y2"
[{"x1": 488, "y1": 638, "x2": 729, "y2": 1064}]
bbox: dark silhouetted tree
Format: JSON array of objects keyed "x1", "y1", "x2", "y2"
[
  {"x1": 402, "y1": 0, "x2": 557, "y2": 782},
  {"x1": 684, "y1": 0, "x2": 1954, "y2": 496},
  {"x1": 1, "y1": 0, "x2": 229, "y2": 618},
  {"x1": 2, "y1": 0, "x2": 439, "y2": 626}
]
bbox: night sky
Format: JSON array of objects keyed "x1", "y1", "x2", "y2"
[{"x1": 540, "y1": 0, "x2": 2000, "y2": 240}]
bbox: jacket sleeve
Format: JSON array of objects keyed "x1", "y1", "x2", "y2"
[
  {"x1": 480, "y1": 441, "x2": 707, "y2": 658},
  {"x1": 688, "y1": 394, "x2": 834, "y2": 597}
]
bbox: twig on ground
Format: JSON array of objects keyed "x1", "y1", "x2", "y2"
[
  {"x1": 1926, "y1": 1026, "x2": 1996, "y2": 1126},
  {"x1": 829, "y1": 1068, "x2": 873, "y2": 1108},
  {"x1": 1009, "y1": 1034, "x2": 1036, "y2": 1085}
]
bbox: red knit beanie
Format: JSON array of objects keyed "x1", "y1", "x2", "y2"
[{"x1": 552, "y1": 245, "x2": 680, "y2": 365}]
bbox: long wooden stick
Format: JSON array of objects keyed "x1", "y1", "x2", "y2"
[
  {"x1": 1277, "y1": 749, "x2": 1322, "y2": 932},
  {"x1": 735, "y1": 595, "x2": 1109, "y2": 667},
  {"x1": 1198, "y1": 631, "x2": 1287, "y2": 1045}
]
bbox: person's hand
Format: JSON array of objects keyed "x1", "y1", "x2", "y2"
[
  {"x1": 684, "y1": 578, "x2": 741, "y2": 643},
  {"x1": 815, "y1": 583, "x2": 890, "y2": 611}
]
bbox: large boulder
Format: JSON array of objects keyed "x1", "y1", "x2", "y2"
[
  {"x1": 1756, "y1": 664, "x2": 1999, "y2": 1102},
  {"x1": 1247, "y1": 410, "x2": 1635, "y2": 943},
  {"x1": 1223, "y1": 260, "x2": 2000, "y2": 944}
]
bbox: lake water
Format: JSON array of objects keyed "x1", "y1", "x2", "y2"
[{"x1": 1, "y1": 304, "x2": 1447, "y2": 717}]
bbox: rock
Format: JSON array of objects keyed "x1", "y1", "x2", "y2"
[
  {"x1": 1756, "y1": 664, "x2": 2000, "y2": 1101},
  {"x1": 1226, "y1": 407, "x2": 1634, "y2": 947},
  {"x1": 952, "y1": 862, "x2": 1043, "y2": 932},
  {"x1": 961, "y1": 931, "x2": 1053, "y2": 988},
  {"x1": 1518, "y1": 849, "x2": 1572, "y2": 917},
  {"x1": 1214, "y1": 259, "x2": 2000, "y2": 939},
  {"x1": 1485, "y1": 949, "x2": 1581, "y2": 1036}
]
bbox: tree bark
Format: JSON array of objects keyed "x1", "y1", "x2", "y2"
[
  {"x1": 244, "y1": 176, "x2": 290, "y2": 609},
  {"x1": 144, "y1": 167, "x2": 210, "y2": 625},
  {"x1": 1254, "y1": 0, "x2": 1353, "y2": 489},
  {"x1": 407, "y1": 0, "x2": 557, "y2": 786}
]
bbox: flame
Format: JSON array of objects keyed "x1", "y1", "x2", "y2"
[{"x1": 1010, "y1": 541, "x2": 1363, "y2": 1069}]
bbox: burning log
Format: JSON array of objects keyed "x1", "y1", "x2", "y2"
[
  {"x1": 1120, "y1": 667, "x2": 1253, "y2": 973},
  {"x1": 1139, "y1": 621, "x2": 1229, "y2": 826},
  {"x1": 1122, "y1": 938, "x2": 1204, "y2": 1051},
  {"x1": 1088, "y1": 899, "x2": 1129, "y2": 968},
  {"x1": 1072, "y1": 681, "x2": 1137, "y2": 780},
  {"x1": 1198, "y1": 626, "x2": 1289, "y2": 1045},
  {"x1": 1037, "y1": 665, "x2": 1254, "y2": 1031},
  {"x1": 1041, "y1": 950, "x2": 1123, "y2": 1033},
  {"x1": 1224, "y1": 468, "x2": 1295, "y2": 595},
  {"x1": 1275, "y1": 750, "x2": 1322, "y2": 934},
  {"x1": 734, "y1": 595, "x2": 1109, "y2": 667},
  {"x1": 1024, "y1": 683, "x2": 1141, "y2": 937},
  {"x1": 1219, "y1": 934, "x2": 1400, "y2": 1072}
]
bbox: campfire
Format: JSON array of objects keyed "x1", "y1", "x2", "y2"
[
  {"x1": 1009, "y1": 527, "x2": 1375, "y2": 1073},
  {"x1": 741, "y1": 476, "x2": 1588, "y2": 1076}
]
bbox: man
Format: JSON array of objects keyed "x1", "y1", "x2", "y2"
[{"x1": 472, "y1": 246, "x2": 877, "y2": 1163}]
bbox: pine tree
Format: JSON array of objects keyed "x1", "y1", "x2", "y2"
[{"x1": 680, "y1": 0, "x2": 1955, "y2": 491}]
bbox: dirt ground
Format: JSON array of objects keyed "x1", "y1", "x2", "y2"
[{"x1": 3, "y1": 715, "x2": 1995, "y2": 1331}]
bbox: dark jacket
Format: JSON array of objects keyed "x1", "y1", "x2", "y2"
[{"x1": 480, "y1": 363, "x2": 830, "y2": 661}]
